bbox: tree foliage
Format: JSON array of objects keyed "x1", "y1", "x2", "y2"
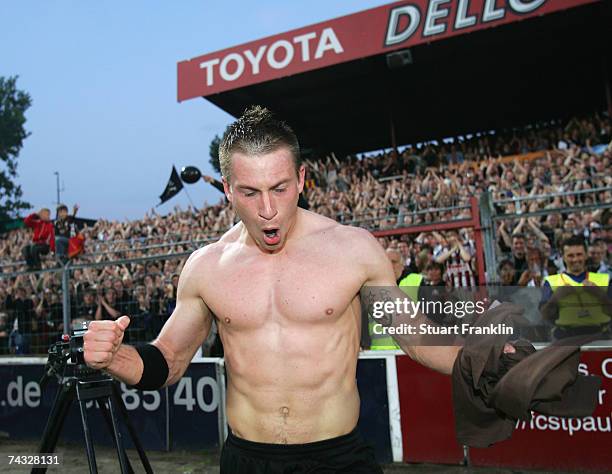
[
  {"x1": 208, "y1": 134, "x2": 221, "y2": 174},
  {"x1": 0, "y1": 76, "x2": 32, "y2": 219},
  {"x1": 209, "y1": 121, "x2": 237, "y2": 176}
]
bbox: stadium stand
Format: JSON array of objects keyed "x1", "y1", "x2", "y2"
[{"x1": 0, "y1": 112, "x2": 610, "y2": 354}]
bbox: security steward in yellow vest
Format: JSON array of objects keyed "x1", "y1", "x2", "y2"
[
  {"x1": 368, "y1": 248, "x2": 424, "y2": 350},
  {"x1": 540, "y1": 236, "x2": 611, "y2": 340}
]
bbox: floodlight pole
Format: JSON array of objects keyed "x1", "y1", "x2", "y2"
[
  {"x1": 62, "y1": 265, "x2": 71, "y2": 332},
  {"x1": 54, "y1": 171, "x2": 61, "y2": 205}
]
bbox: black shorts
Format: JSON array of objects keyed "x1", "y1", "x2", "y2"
[{"x1": 220, "y1": 426, "x2": 383, "y2": 474}]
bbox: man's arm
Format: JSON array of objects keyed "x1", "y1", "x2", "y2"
[
  {"x1": 356, "y1": 228, "x2": 460, "y2": 375},
  {"x1": 527, "y1": 217, "x2": 549, "y2": 243},
  {"x1": 435, "y1": 246, "x2": 454, "y2": 264},
  {"x1": 512, "y1": 218, "x2": 526, "y2": 236},
  {"x1": 99, "y1": 298, "x2": 121, "y2": 319},
  {"x1": 202, "y1": 175, "x2": 225, "y2": 194},
  {"x1": 456, "y1": 241, "x2": 472, "y2": 263},
  {"x1": 498, "y1": 221, "x2": 512, "y2": 249},
  {"x1": 23, "y1": 213, "x2": 39, "y2": 229},
  {"x1": 84, "y1": 248, "x2": 213, "y2": 386}
]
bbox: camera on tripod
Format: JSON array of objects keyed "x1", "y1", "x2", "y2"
[
  {"x1": 40, "y1": 322, "x2": 98, "y2": 389},
  {"x1": 35, "y1": 322, "x2": 153, "y2": 474}
]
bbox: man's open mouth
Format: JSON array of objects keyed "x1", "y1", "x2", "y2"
[{"x1": 263, "y1": 228, "x2": 280, "y2": 245}]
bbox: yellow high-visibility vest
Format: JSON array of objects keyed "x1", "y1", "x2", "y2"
[
  {"x1": 368, "y1": 274, "x2": 424, "y2": 351},
  {"x1": 368, "y1": 319, "x2": 400, "y2": 350},
  {"x1": 544, "y1": 272, "x2": 610, "y2": 327},
  {"x1": 399, "y1": 273, "x2": 423, "y2": 302}
]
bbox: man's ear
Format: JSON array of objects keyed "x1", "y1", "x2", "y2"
[
  {"x1": 297, "y1": 165, "x2": 305, "y2": 194},
  {"x1": 222, "y1": 177, "x2": 233, "y2": 203}
]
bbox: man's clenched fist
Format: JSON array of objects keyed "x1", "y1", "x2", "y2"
[{"x1": 84, "y1": 316, "x2": 130, "y2": 370}]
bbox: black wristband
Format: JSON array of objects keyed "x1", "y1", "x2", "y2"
[{"x1": 133, "y1": 344, "x2": 169, "y2": 390}]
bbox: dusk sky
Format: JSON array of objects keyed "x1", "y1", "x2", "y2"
[{"x1": 1, "y1": 0, "x2": 390, "y2": 221}]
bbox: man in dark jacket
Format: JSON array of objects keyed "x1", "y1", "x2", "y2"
[
  {"x1": 6, "y1": 286, "x2": 35, "y2": 354},
  {"x1": 54, "y1": 203, "x2": 78, "y2": 264}
]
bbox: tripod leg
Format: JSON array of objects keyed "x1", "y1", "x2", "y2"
[
  {"x1": 96, "y1": 399, "x2": 135, "y2": 474},
  {"x1": 112, "y1": 384, "x2": 154, "y2": 474},
  {"x1": 106, "y1": 395, "x2": 130, "y2": 474},
  {"x1": 78, "y1": 399, "x2": 99, "y2": 474},
  {"x1": 32, "y1": 382, "x2": 75, "y2": 474}
]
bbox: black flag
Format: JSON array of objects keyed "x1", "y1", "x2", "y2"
[{"x1": 158, "y1": 166, "x2": 184, "y2": 205}]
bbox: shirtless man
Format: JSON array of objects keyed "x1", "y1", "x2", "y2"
[{"x1": 83, "y1": 107, "x2": 481, "y2": 473}]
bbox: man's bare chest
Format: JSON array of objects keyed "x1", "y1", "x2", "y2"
[{"x1": 202, "y1": 250, "x2": 363, "y2": 329}]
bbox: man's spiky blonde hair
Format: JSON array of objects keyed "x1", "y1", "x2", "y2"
[{"x1": 219, "y1": 105, "x2": 301, "y2": 180}]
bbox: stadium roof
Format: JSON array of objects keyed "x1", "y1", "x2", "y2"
[{"x1": 178, "y1": 0, "x2": 611, "y2": 155}]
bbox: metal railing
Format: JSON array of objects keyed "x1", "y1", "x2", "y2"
[
  {"x1": 82, "y1": 237, "x2": 215, "y2": 258},
  {"x1": 84, "y1": 227, "x2": 228, "y2": 248},
  {"x1": 343, "y1": 204, "x2": 472, "y2": 228},
  {"x1": 493, "y1": 186, "x2": 612, "y2": 206}
]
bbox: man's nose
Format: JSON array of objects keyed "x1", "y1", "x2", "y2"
[{"x1": 258, "y1": 192, "x2": 278, "y2": 220}]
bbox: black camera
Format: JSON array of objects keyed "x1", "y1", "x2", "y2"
[
  {"x1": 67, "y1": 321, "x2": 88, "y2": 365},
  {"x1": 53, "y1": 321, "x2": 88, "y2": 364},
  {"x1": 40, "y1": 322, "x2": 97, "y2": 388}
]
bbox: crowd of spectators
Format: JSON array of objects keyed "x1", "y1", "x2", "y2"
[
  {"x1": 305, "y1": 115, "x2": 611, "y2": 229},
  {"x1": 0, "y1": 254, "x2": 186, "y2": 355},
  {"x1": 0, "y1": 112, "x2": 610, "y2": 354}
]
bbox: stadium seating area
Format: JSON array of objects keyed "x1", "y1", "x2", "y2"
[{"x1": 0, "y1": 112, "x2": 610, "y2": 354}]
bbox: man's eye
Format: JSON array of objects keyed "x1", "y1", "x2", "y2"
[
  {"x1": 244, "y1": 191, "x2": 256, "y2": 197},
  {"x1": 274, "y1": 188, "x2": 286, "y2": 193}
]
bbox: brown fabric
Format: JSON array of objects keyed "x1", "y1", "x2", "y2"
[
  {"x1": 490, "y1": 335, "x2": 601, "y2": 421},
  {"x1": 452, "y1": 303, "x2": 525, "y2": 447},
  {"x1": 452, "y1": 303, "x2": 602, "y2": 448}
]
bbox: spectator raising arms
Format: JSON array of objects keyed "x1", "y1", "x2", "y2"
[
  {"x1": 0, "y1": 111, "x2": 609, "y2": 355},
  {"x1": 54, "y1": 203, "x2": 79, "y2": 264}
]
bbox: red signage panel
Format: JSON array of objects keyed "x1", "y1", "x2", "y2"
[
  {"x1": 470, "y1": 350, "x2": 612, "y2": 472},
  {"x1": 396, "y1": 355, "x2": 464, "y2": 464},
  {"x1": 177, "y1": 0, "x2": 599, "y2": 101},
  {"x1": 397, "y1": 350, "x2": 612, "y2": 471}
]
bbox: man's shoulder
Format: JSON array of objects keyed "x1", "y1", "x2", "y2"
[
  {"x1": 187, "y1": 241, "x2": 224, "y2": 268},
  {"x1": 325, "y1": 221, "x2": 383, "y2": 264},
  {"x1": 186, "y1": 224, "x2": 242, "y2": 270},
  {"x1": 175, "y1": 246, "x2": 218, "y2": 298},
  {"x1": 331, "y1": 222, "x2": 375, "y2": 245},
  {"x1": 303, "y1": 212, "x2": 375, "y2": 248},
  {"x1": 194, "y1": 223, "x2": 240, "y2": 254}
]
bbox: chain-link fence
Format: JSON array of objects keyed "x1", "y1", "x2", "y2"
[
  {"x1": 480, "y1": 187, "x2": 612, "y2": 284},
  {"x1": 0, "y1": 252, "x2": 193, "y2": 356}
]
